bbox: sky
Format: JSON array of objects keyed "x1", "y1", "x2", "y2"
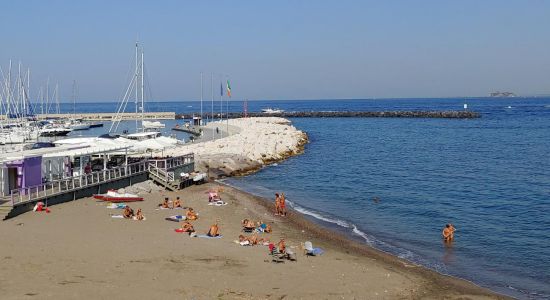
[{"x1": 1, "y1": 0, "x2": 550, "y2": 102}]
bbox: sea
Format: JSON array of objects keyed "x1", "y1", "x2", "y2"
[{"x1": 36, "y1": 98, "x2": 550, "y2": 299}]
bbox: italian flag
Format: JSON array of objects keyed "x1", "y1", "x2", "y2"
[{"x1": 226, "y1": 80, "x2": 231, "y2": 98}]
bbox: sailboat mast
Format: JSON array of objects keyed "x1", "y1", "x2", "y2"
[
  {"x1": 55, "y1": 83, "x2": 60, "y2": 115},
  {"x1": 211, "y1": 72, "x2": 214, "y2": 140},
  {"x1": 141, "y1": 50, "x2": 144, "y2": 132},
  {"x1": 135, "y1": 41, "x2": 139, "y2": 131},
  {"x1": 200, "y1": 72, "x2": 203, "y2": 125},
  {"x1": 72, "y1": 80, "x2": 76, "y2": 118}
]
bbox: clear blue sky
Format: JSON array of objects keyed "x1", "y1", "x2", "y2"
[{"x1": 1, "y1": 0, "x2": 550, "y2": 102}]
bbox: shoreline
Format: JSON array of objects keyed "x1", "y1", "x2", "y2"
[
  {"x1": 0, "y1": 181, "x2": 510, "y2": 299},
  {"x1": 218, "y1": 182, "x2": 511, "y2": 299}
]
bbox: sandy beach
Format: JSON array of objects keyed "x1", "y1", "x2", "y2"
[{"x1": 0, "y1": 182, "x2": 508, "y2": 299}]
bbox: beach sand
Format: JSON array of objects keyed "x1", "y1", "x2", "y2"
[{"x1": 0, "y1": 183, "x2": 508, "y2": 299}]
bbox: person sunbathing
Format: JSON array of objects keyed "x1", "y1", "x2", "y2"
[
  {"x1": 207, "y1": 221, "x2": 220, "y2": 237},
  {"x1": 180, "y1": 221, "x2": 195, "y2": 233},
  {"x1": 123, "y1": 206, "x2": 134, "y2": 219},
  {"x1": 238, "y1": 234, "x2": 260, "y2": 245},
  {"x1": 242, "y1": 219, "x2": 256, "y2": 231},
  {"x1": 277, "y1": 238, "x2": 286, "y2": 253},
  {"x1": 256, "y1": 221, "x2": 272, "y2": 233},
  {"x1": 135, "y1": 208, "x2": 145, "y2": 221},
  {"x1": 159, "y1": 197, "x2": 170, "y2": 209},
  {"x1": 173, "y1": 197, "x2": 182, "y2": 208},
  {"x1": 186, "y1": 208, "x2": 198, "y2": 221}
]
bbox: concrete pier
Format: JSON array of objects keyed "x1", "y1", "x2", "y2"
[
  {"x1": 177, "y1": 110, "x2": 481, "y2": 119},
  {"x1": 0, "y1": 112, "x2": 176, "y2": 121}
]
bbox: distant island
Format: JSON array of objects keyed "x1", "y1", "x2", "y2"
[{"x1": 489, "y1": 91, "x2": 517, "y2": 97}]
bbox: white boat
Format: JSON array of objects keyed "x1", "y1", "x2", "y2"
[
  {"x1": 124, "y1": 131, "x2": 161, "y2": 141},
  {"x1": 40, "y1": 126, "x2": 72, "y2": 137},
  {"x1": 261, "y1": 108, "x2": 285, "y2": 114},
  {"x1": 142, "y1": 120, "x2": 165, "y2": 129},
  {"x1": 505, "y1": 106, "x2": 512, "y2": 109}
]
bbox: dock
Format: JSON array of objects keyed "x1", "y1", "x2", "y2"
[
  {"x1": 171, "y1": 125, "x2": 202, "y2": 136},
  {"x1": 0, "y1": 112, "x2": 176, "y2": 121},
  {"x1": 177, "y1": 110, "x2": 481, "y2": 119}
]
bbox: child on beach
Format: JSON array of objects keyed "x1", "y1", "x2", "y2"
[{"x1": 135, "y1": 208, "x2": 145, "y2": 221}]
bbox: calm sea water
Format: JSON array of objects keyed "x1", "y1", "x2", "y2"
[{"x1": 42, "y1": 98, "x2": 550, "y2": 299}]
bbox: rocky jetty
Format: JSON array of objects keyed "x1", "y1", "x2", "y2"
[
  {"x1": 163, "y1": 117, "x2": 308, "y2": 178},
  {"x1": 177, "y1": 110, "x2": 481, "y2": 119}
]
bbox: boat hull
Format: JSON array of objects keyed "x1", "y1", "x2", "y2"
[{"x1": 93, "y1": 194, "x2": 143, "y2": 202}]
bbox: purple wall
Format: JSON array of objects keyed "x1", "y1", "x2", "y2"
[{"x1": 23, "y1": 156, "x2": 42, "y2": 188}]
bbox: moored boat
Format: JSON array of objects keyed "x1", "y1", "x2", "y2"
[{"x1": 93, "y1": 189, "x2": 143, "y2": 202}]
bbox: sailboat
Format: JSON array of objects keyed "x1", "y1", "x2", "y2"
[
  {"x1": 109, "y1": 42, "x2": 166, "y2": 141},
  {"x1": 65, "y1": 80, "x2": 90, "y2": 131}
]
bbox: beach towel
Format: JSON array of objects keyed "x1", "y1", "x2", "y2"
[
  {"x1": 111, "y1": 215, "x2": 124, "y2": 219},
  {"x1": 208, "y1": 201, "x2": 227, "y2": 206},
  {"x1": 195, "y1": 234, "x2": 223, "y2": 239},
  {"x1": 107, "y1": 203, "x2": 126, "y2": 209},
  {"x1": 132, "y1": 216, "x2": 146, "y2": 221},
  {"x1": 165, "y1": 215, "x2": 186, "y2": 222},
  {"x1": 156, "y1": 207, "x2": 185, "y2": 210}
]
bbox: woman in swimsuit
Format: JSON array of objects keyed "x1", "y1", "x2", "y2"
[{"x1": 186, "y1": 208, "x2": 198, "y2": 220}]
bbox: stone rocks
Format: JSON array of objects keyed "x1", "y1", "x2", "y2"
[{"x1": 163, "y1": 117, "x2": 308, "y2": 178}]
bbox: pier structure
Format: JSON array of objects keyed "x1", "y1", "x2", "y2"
[
  {"x1": 177, "y1": 110, "x2": 481, "y2": 119},
  {"x1": 0, "y1": 112, "x2": 176, "y2": 121}
]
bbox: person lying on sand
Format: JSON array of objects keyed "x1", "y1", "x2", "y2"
[
  {"x1": 207, "y1": 221, "x2": 220, "y2": 237},
  {"x1": 173, "y1": 197, "x2": 182, "y2": 209},
  {"x1": 256, "y1": 221, "x2": 272, "y2": 233},
  {"x1": 186, "y1": 208, "x2": 198, "y2": 221},
  {"x1": 123, "y1": 206, "x2": 134, "y2": 219},
  {"x1": 135, "y1": 208, "x2": 145, "y2": 221},
  {"x1": 239, "y1": 234, "x2": 269, "y2": 245},
  {"x1": 159, "y1": 197, "x2": 170, "y2": 209},
  {"x1": 180, "y1": 221, "x2": 195, "y2": 233}
]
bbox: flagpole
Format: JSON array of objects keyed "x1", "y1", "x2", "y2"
[
  {"x1": 226, "y1": 77, "x2": 230, "y2": 136},
  {"x1": 211, "y1": 72, "x2": 214, "y2": 140},
  {"x1": 219, "y1": 77, "x2": 223, "y2": 138}
]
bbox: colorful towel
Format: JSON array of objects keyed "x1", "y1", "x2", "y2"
[{"x1": 195, "y1": 234, "x2": 222, "y2": 239}]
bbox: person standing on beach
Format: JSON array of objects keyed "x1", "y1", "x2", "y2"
[
  {"x1": 280, "y1": 193, "x2": 287, "y2": 216},
  {"x1": 274, "y1": 193, "x2": 281, "y2": 215}
]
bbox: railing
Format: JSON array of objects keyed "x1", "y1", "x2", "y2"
[
  {"x1": 147, "y1": 164, "x2": 176, "y2": 183},
  {"x1": 10, "y1": 161, "x2": 148, "y2": 206},
  {"x1": 149, "y1": 153, "x2": 194, "y2": 170}
]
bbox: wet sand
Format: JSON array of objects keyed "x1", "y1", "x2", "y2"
[{"x1": 0, "y1": 183, "x2": 509, "y2": 299}]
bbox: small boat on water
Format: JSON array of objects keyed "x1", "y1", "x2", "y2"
[
  {"x1": 142, "y1": 120, "x2": 165, "y2": 129},
  {"x1": 40, "y1": 126, "x2": 72, "y2": 137},
  {"x1": 262, "y1": 108, "x2": 285, "y2": 114},
  {"x1": 93, "y1": 189, "x2": 143, "y2": 202},
  {"x1": 89, "y1": 122, "x2": 104, "y2": 128}
]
